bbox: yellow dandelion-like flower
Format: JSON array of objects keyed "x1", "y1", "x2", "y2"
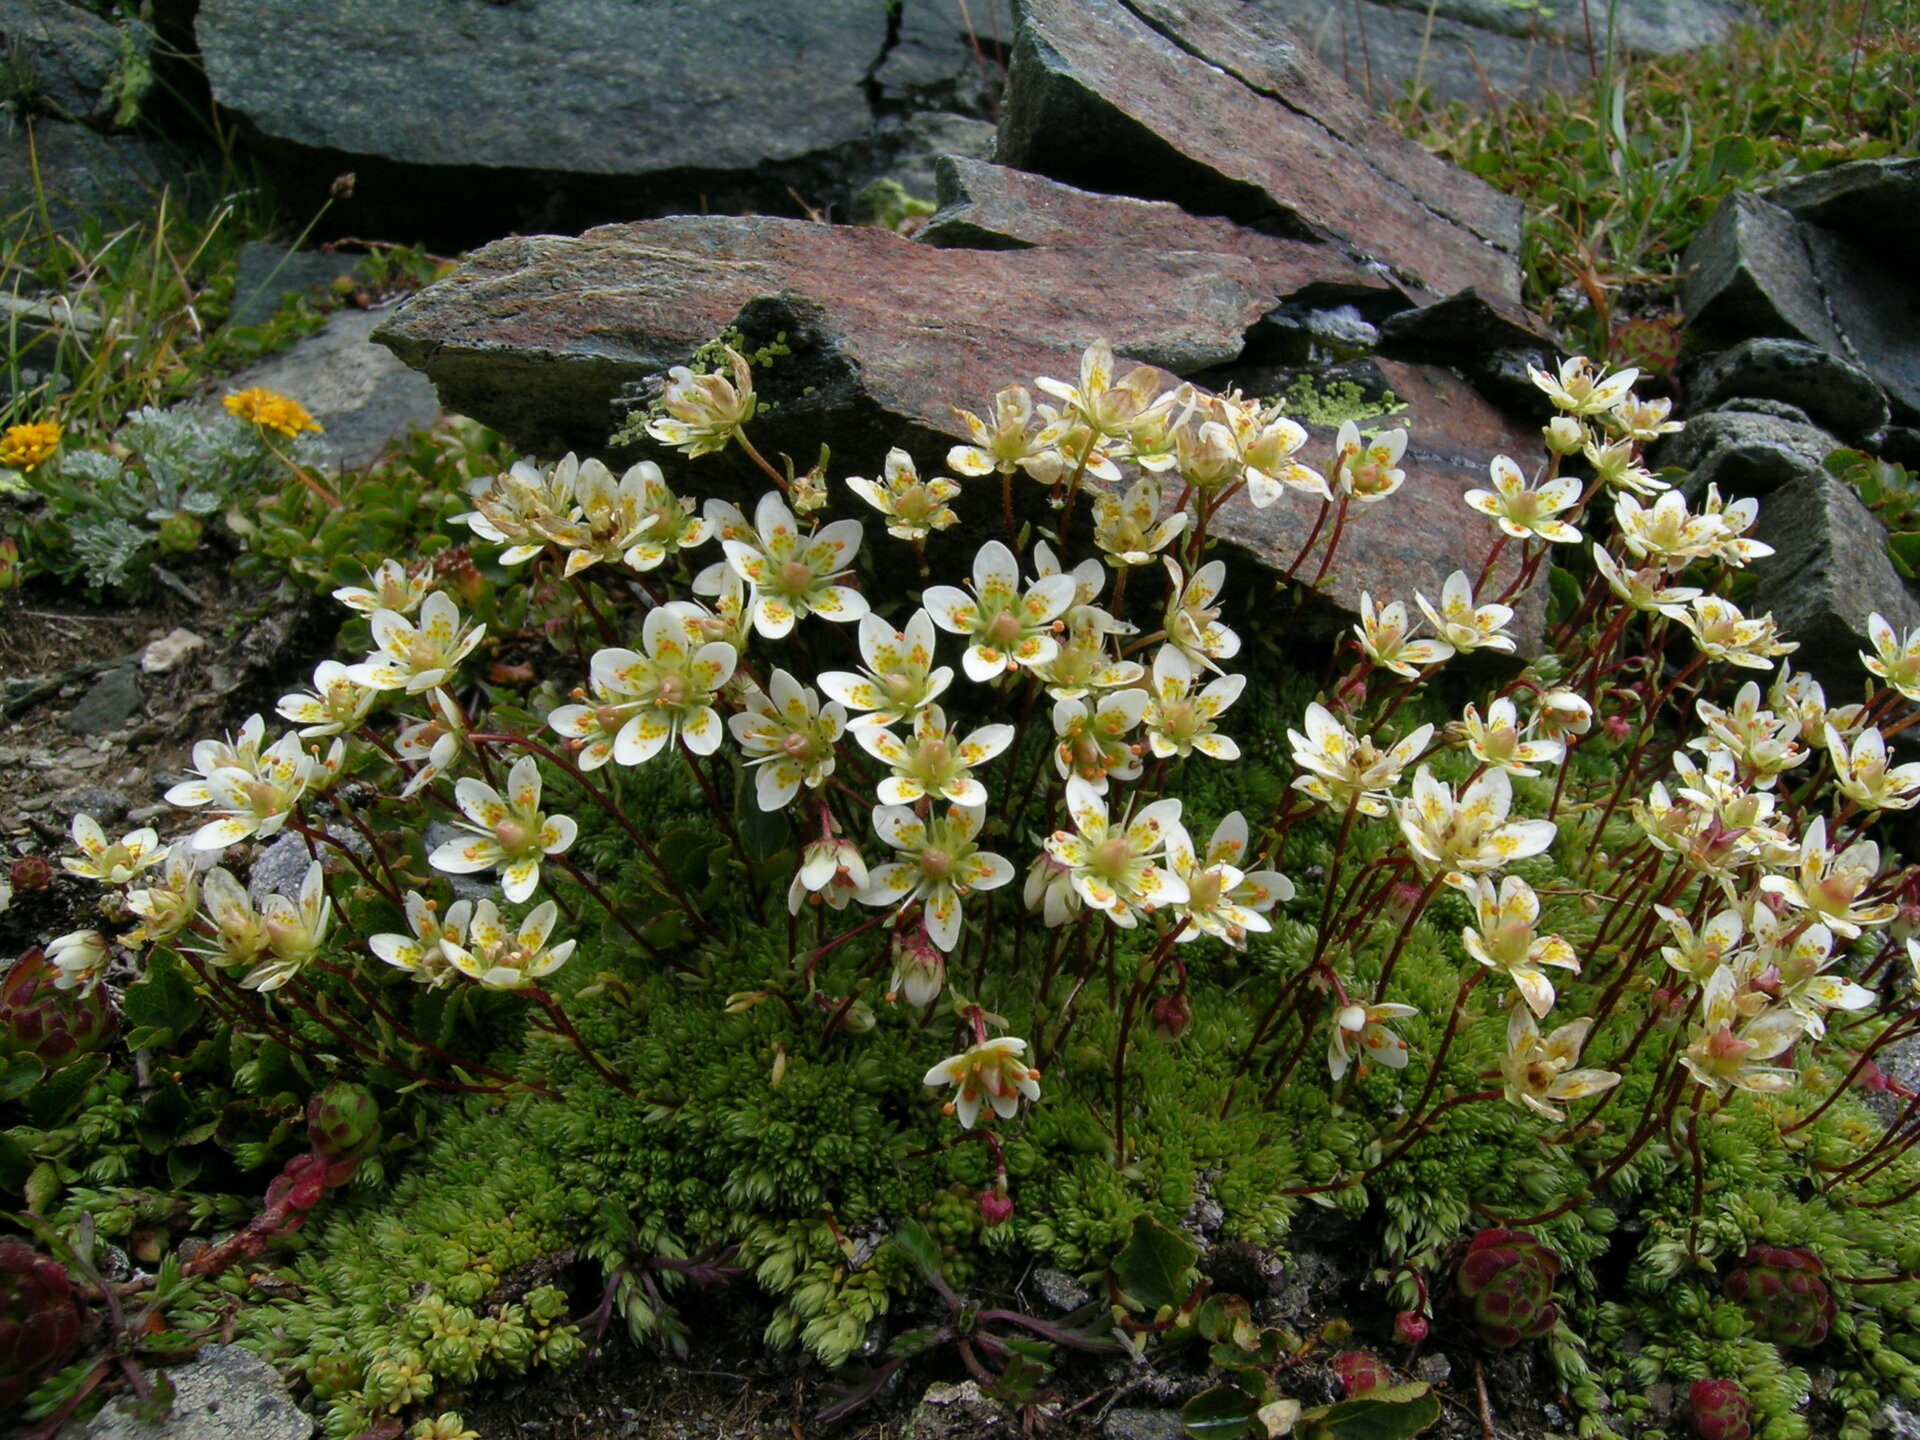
[
  {"x1": 0, "y1": 420, "x2": 62, "y2": 473},
  {"x1": 223, "y1": 387, "x2": 323, "y2": 438}
]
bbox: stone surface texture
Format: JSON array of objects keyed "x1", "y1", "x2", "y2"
[
  {"x1": 193, "y1": 0, "x2": 887, "y2": 177},
  {"x1": 60, "y1": 1345, "x2": 312, "y2": 1440},
  {"x1": 1745, "y1": 471, "x2": 1920, "y2": 695},
  {"x1": 994, "y1": 0, "x2": 1523, "y2": 302},
  {"x1": 0, "y1": 0, "x2": 137, "y2": 127},
  {"x1": 229, "y1": 242, "x2": 359, "y2": 330},
  {"x1": 1663, "y1": 408, "x2": 1841, "y2": 498},
  {"x1": 377, "y1": 217, "x2": 1540, "y2": 634},
  {"x1": 1681, "y1": 191, "x2": 1842, "y2": 349},
  {"x1": 1687, "y1": 338, "x2": 1889, "y2": 443},
  {"x1": 213, "y1": 307, "x2": 441, "y2": 471}
]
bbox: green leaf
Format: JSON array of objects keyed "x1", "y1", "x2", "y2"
[
  {"x1": 124, "y1": 951, "x2": 201, "y2": 1042},
  {"x1": 1708, "y1": 134, "x2": 1756, "y2": 180},
  {"x1": 27, "y1": 1054, "x2": 107, "y2": 1127},
  {"x1": 1195, "y1": 1292, "x2": 1253, "y2": 1345},
  {"x1": 1300, "y1": 1391, "x2": 1441, "y2": 1440},
  {"x1": 1545, "y1": 566, "x2": 1581, "y2": 629},
  {"x1": 24, "y1": 1160, "x2": 59, "y2": 1213},
  {"x1": 0, "y1": 1132, "x2": 31, "y2": 1193},
  {"x1": 891, "y1": 1220, "x2": 958, "y2": 1301},
  {"x1": 1184, "y1": 1385, "x2": 1260, "y2": 1439},
  {"x1": 1888, "y1": 531, "x2": 1920, "y2": 581},
  {"x1": 0, "y1": 1054, "x2": 44, "y2": 1103},
  {"x1": 1113, "y1": 1214, "x2": 1199, "y2": 1313}
]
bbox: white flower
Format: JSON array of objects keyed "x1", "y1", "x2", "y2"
[
  {"x1": 548, "y1": 605, "x2": 736, "y2": 769},
  {"x1": 348, "y1": 591, "x2": 487, "y2": 694},
  {"x1": 1679, "y1": 595, "x2": 1796, "y2": 670},
  {"x1": 1163, "y1": 558, "x2": 1240, "y2": 671},
  {"x1": 456, "y1": 456, "x2": 577, "y2": 564},
  {"x1": 645, "y1": 347, "x2": 756, "y2": 456},
  {"x1": 617, "y1": 462, "x2": 712, "y2": 570},
  {"x1": 394, "y1": 689, "x2": 467, "y2": 799},
  {"x1": 530, "y1": 455, "x2": 660, "y2": 577},
  {"x1": 789, "y1": 834, "x2": 868, "y2": 915},
  {"x1": 1288, "y1": 703, "x2": 1431, "y2": 818},
  {"x1": 1758, "y1": 815, "x2": 1896, "y2": 938},
  {"x1": 1414, "y1": 572, "x2": 1516, "y2": 656},
  {"x1": 62, "y1": 814, "x2": 164, "y2": 885},
  {"x1": 1459, "y1": 697, "x2": 1564, "y2": 777},
  {"x1": 1052, "y1": 686, "x2": 1150, "y2": 791},
  {"x1": 1863, "y1": 612, "x2": 1920, "y2": 703},
  {"x1": 721, "y1": 491, "x2": 867, "y2": 637},
  {"x1": 47, "y1": 930, "x2": 110, "y2": 993},
  {"x1": 860, "y1": 803, "x2": 1013, "y2": 952},
  {"x1": 1608, "y1": 394, "x2": 1684, "y2": 443},
  {"x1": 441, "y1": 899, "x2": 576, "y2": 990},
  {"x1": 1679, "y1": 965, "x2": 1805, "y2": 1099},
  {"x1": 1527, "y1": 356, "x2": 1638, "y2": 416},
  {"x1": 1461, "y1": 876, "x2": 1579, "y2": 1017},
  {"x1": 370, "y1": 892, "x2": 466, "y2": 988},
  {"x1": 191, "y1": 729, "x2": 315, "y2": 850},
  {"x1": 1500, "y1": 1009, "x2": 1619, "y2": 1120},
  {"x1": 1357, "y1": 594, "x2": 1453, "y2": 678},
  {"x1": 1034, "y1": 339, "x2": 1170, "y2": 440},
  {"x1": 1829, "y1": 724, "x2": 1920, "y2": 811},
  {"x1": 728, "y1": 669, "x2": 845, "y2": 811},
  {"x1": 1142, "y1": 645, "x2": 1244, "y2": 760},
  {"x1": 127, "y1": 842, "x2": 201, "y2": 943},
  {"x1": 1331, "y1": 421, "x2": 1405, "y2": 503},
  {"x1": 1327, "y1": 999, "x2": 1419, "y2": 1081},
  {"x1": 923, "y1": 540, "x2": 1078, "y2": 682},
  {"x1": 856, "y1": 704, "x2": 1014, "y2": 807},
  {"x1": 246, "y1": 859, "x2": 333, "y2": 992},
  {"x1": 923, "y1": 1036, "x2": 1041, "y2": 1129},
  {"x1": 1043, "y1": 776, "x2": 1189, "y2": 929},
  {"x1": 428, "y1": 755, "x2": 578, "y2": 903},
  {"x1": 1397, "y1": 765, "x2": 1557, "y2": 892},
  {"x1": 277, "y1": 660, "x2": 380, "y2": 738},
  {"x1": 1592, "y1": 545, "x2": 1699, "y2": 619},
  {"x1": 1092, "y1": 475, "x2": 1187, "y2": 567},
  {"x1": 1167, "y1": 811, "x2": 1293, "y2": 946},
  {"x1": 1690, "y1": 682, "x2": 1806, "y2": 788},
  {"x1": 846, "y1": 448, "x2": 962, "y2": 542},
  {"x1": 818, "y1": 610, "x2": 954, "y2": 730},
  {"x1": 333, "y1": 558, "x2": 429, "y2": 615},
  {"x1": 1462, "y1": 456, "x2": 1582, "y2": 544},
  {"x1": 1614, "y1": 490, "x2": 1725, "y2": 570},
  {"x1": 946, "y1": 384, "x2": 1069, "y2": 479}
]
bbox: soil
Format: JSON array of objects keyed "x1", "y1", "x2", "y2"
[{"x1": 0, "y1": 547, "x2": 331, "y2": 952}]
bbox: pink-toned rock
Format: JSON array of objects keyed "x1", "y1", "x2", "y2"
[
  {"x1": 997, "y1": 0, "x2": 1524, "y2": 304},
  {"x1": 375, "y1": 215, "x2": 1542, "y2": 637}
]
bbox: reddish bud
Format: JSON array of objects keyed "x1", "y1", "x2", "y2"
[
  {"x1": 1689, "y1": 1379, "x2": 1752, "y2": 1440},
  {"x1": 1149, "y1": 993, "x2": 1193, "y2": 1041},
  {"x1": 7, "y1": 856, "x2": 51, "y2": 893},
  {"x1": 1330, "y1": 1349, "x2": 1392, "y2": 1398},
  {"x1": 1393, "y1": 1310, "x2": 1429, "y2": 1346},
  {"x1": 979, "y1": 1188, "x2": 1014, "y2": 1227}
]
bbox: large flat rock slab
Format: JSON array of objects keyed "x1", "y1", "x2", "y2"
[
  {"x1": 376, "y1": 215, "x2": 1541, "y2": 636},
  {"x1": 193, "y1": 0, "x2": 888, "y2": 178},
  {"x1": 996, "y1": 0, "x2": 1523, "y2": 302},
  {"x1": 374, "y1": 216, "x2": 1278, "y2": 456}
]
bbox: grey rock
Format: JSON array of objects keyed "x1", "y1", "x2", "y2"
[
  {"x1": 60, "y1": 1344, "x2": 311, "y2": 1440},
  {"x1": 0, "y1": 0, "x2": 143, "y2": 128},
  {"x1": 229, "y1": 242, "x2": 359, "y2": 331},
  {"x1": 921, "y1": 155, "x2": 1399, "y2": 310},
  {"x1": 247, "y1": 830, "x2": 368, "y2": 907},
  {"x1": 1802, "y1": 224, "x2": 1920, "y2": 424},
  {"x1": 1744, "y1": 470, "x2": 1920, "y2": 696},
  {"x1": 1718, "y1": 396, "x2": 1814, "y2": 426},
  {"x1": 62, "y1": 665, "x2": 141, "y2": 736},
  {"x1": 1031, "y1": 1266, "x2": 1093, "y2": 1312},
  {"x1": 1260, "y1": 0, "x2": 1591, "y2": 108},
  {"x1": 0, "y1": 115, "x2": 192, "y2": 239},
  {"x1": 906, "y1": 1380, "x2": 1006, "y2": 1440},
  {"x1": 50, "y1": 783, "x2": 129, "y2": 825},
  {"x1": 1884, "y1": 1400, "x2": 1920, "y2": 1440},
  {"x1": 1663, "y1": 408, "x2": 1840, "y2": 498},
  {"x1": 209, "y1": 308, "x2": 440, "y2": 471},
  {"x1": 1771, "y1": 156, "x2": 1920, "y2": 265},
  {"x1": 874, "y1": 0, "x2": 1015, "y2": 107},
  {"x1": 1415, "y1": 1352, "x2": 1452, "y2": 1384},
  {"x1": 1681, "y1": 191, "x2": 1843, "y2": 351},
  {"x1": 193, "y1": 0, "x2": 887, "y2": 178},
  {"x1": 862, "y1": 112, "x2": 999, "y2": 216},
  {"x1": 1689, "y1": 338, "x2": 1890, "y2": 443},
  {"x1": 1103, "y1": 1409, "x2": 1186, "y2": 1440},
  {"x1": 995, "y1": 0, "x2": 1523, "y2": 302}
]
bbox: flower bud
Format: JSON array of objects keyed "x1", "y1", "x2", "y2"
[
  {"x1": 8, "y1": 856, "x2": 51, "y2": 893},
  {"x1": 979, "y1": 1187, "x2": 1014, "y2": 1227},
  {"x1": 1393, "y1": 1310, "x2": 1429, "y2": 1346},
  {"x1": 1148, "y1": 992, "x2": 1192, "y2": 1041},
  {"x1": 1543, "y1": 416, "x2": 1587, "y2": 455},
  {"x1": 307, "y1": 1082, "x2": 381, "y2": 1158}
]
